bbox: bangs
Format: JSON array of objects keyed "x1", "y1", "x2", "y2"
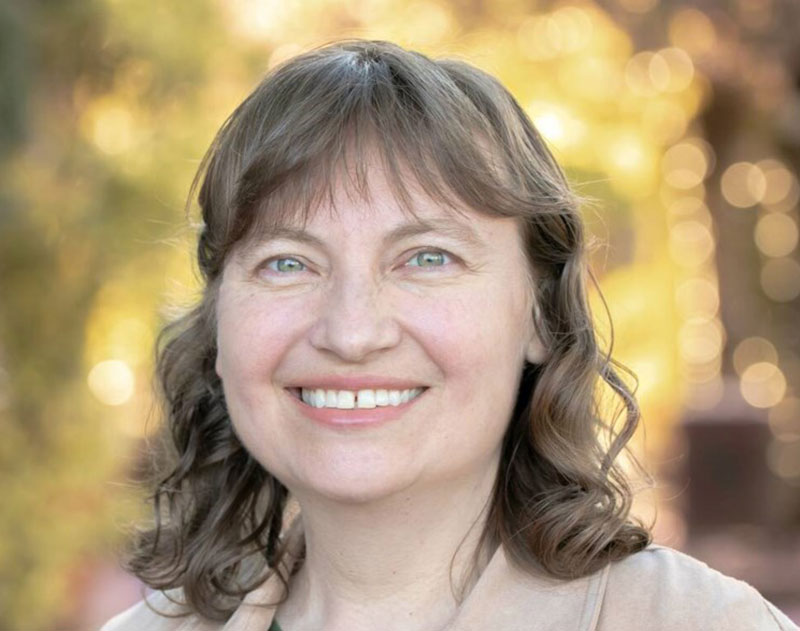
[
  {"x1": 237, "y1": 123, "x2": 480, "y2": 250},
  {"x1": 228, "y1": 113, "x2": 522, "y2": 256},
  {"x1": 195, "y1": 40, "x2": 578, "y2": 277}
]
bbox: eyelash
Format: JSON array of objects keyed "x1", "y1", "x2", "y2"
[{"x1": 260, "y1": 249, "x2": 457, "y2": 276}]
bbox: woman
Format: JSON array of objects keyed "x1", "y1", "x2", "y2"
[{"x1": 100, "y1": 40, "x2": 797, "y2": 631}]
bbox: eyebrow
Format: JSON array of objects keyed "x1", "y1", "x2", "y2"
[{"x1": 252, "y1": 217, "x2": 487, "y2": 251}]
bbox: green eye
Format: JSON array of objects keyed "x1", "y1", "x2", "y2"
[
  {"x1": 267, "y1": 257, "x2": 305, "y2": 273},
  {"x1": 408, "y1": 250, "x2": 451, "y2": 268}
]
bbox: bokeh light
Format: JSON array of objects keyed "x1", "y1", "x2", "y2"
[
  {"x1": 662, "y1": 138, "x2": 713, "y2": 189},
  {"x1": 760, "y1": 257, "x2": 800, "y2": 302},
  {"x1": 657, "y1": 47, "x2": 695, "y2": 92},
  {"x1": 761, "y1": 172, "x2": 800, "y2": 213},
  {"x1": 221, "y1": 0, "x2": 293, "y2": 42},
  {"x1": 623, "y1": 47, "x2": 694, "y2": 96},
  {"x1": 669, "y1": 220, "x2": 715, "y2": 268},
  {"x1": 518, "y1": 7, "x2": 594, "y2": 60},
  {"x1": 768, "y1": 396, "x2": 800, "y2": 441},
  {"x1": 721, "y1": 161, "x2": 768, "y2": 208},
  {"x1": 667, "y1": 196, "x2": 710, "y2": 219},
  {"x1": 81, "y1": 99, "x2": 136, "y2": 156},
  {"x1": 87, "y1": 360, "x2": 135, "y2": 406},
  {"x1": 674, "y1": 277, "x2": 719, "y2": 319},
  {"x1": 766, "y1": 438, "x2": 800, "y2": 481},
  {"x1": 758, "y1": 159, "x2": 798, "y2": 207},
  {"x1": 642, "y1": 100, "x2": 689, "y2": 144},
  {"x1": 625, "y1": 51, "x2": 660, "y2": 96},
  {"x1": 668, "y1": 7, "x2": 717, "y2": 56},
  {"x1": 732, "y1": 337, "x2": 779, "y2": 375},
  {"x1": 679, "y1": 317, "x2": 725, "y2": 365},
  {"x1": 739, "y1": 361, "x2": 787, "y2": 408},
  {"x1": 560, "y1": 55, "x2": 623, "y2": 103},
  {"x1": 527, "y1": 101, "x2": 587, "y2": 151},
  {"x1": 754, "y1": 212, "x2": 798, "y2": 257}
]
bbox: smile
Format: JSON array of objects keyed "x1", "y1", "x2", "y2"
[
  {"x1": 285, "y1": 386, "x2": 429, "y2": 427},
  {"x1": 289, "y1": 387, "x2": 426, "y2": 409}
]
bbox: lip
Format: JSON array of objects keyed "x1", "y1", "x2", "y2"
[
  {"x1": 285, "y1": 386, "x2": 428, "y2": 428},
  {"x1": 285, "y1": 375, "x2": 428, "y2": 390}
]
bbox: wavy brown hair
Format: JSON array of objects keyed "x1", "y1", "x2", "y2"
[{"x1": 122, "y1": 39, "x2": 653, "y2": 622}]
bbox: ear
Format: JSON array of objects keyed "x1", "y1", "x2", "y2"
[
  {"x1": 524, "y1": 301, "x2": 547, "y2": 364},
  {"x1": 525, "y1": 332, "x2": 547, "y2": 364}
]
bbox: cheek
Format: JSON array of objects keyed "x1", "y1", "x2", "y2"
[
  {"x1": 406, "y1": 282, "x2": 529, "y2": 427},
  {"x1": 215, "y1": 292, "x2": 303, "y2": 383},
  {"x1": 402, "y1": 284, "x2": 526, "y2": 377},
  {"x1": 214, "y1": 292, "x2": 310, "y2": 467}
]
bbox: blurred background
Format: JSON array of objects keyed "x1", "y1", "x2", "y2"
[{"x1": 1, "y1": 0, "x2": 798, "y2": 628}]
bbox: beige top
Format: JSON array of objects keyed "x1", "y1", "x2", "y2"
[{"x1": 99, "y1": 515, "x2": 797, "y2": 631}]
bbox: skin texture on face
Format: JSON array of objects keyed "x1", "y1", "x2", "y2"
[{"x1": 214, "y1": 165, "x2": 546, "y2": 507}]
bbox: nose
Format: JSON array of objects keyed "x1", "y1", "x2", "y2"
[{"x1": 308, "y1": 272, "x2": 401, "y2": 362}]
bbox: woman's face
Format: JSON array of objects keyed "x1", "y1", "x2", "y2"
[{"x1": 215, "y1": 166, "x2": 546, "y2": 505}]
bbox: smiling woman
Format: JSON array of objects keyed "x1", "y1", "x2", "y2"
[
  {"x1": 100, "y1": 40, "x2": 797, "y2": 631},
  {"x1": 215, "y1": 162, "x2": 544, "y2": 517}
]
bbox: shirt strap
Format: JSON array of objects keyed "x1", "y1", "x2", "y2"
[{"x1": 577, "y1": 562, "x2": 611, "y2": 631}]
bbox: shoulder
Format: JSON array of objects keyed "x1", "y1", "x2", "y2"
[
  {"x1": 598, "y1": 544, "x2": 797, "y2": 631},
  {"x1": 97, "y1": 588, "x2": 221, "y2": 631}
]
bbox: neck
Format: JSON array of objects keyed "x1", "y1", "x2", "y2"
[{"x1": 277, "y1": 462, "x2": 500, "y2": 631}]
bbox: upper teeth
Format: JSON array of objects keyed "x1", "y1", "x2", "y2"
[{"x1": 300, "y1": 387, "x2": 425, "y2": 409}]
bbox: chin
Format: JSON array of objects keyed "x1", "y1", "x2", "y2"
[{"x1": 292, "y1": 464, "x2": 418, "y2": 506}]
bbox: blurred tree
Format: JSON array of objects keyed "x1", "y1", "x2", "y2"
[
  {"x1": 0, "y1": 0, "x2": 217, "y2": 626},
  {"x1": 0, "y1": 1, "x2": 28, "y2": 159}
]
